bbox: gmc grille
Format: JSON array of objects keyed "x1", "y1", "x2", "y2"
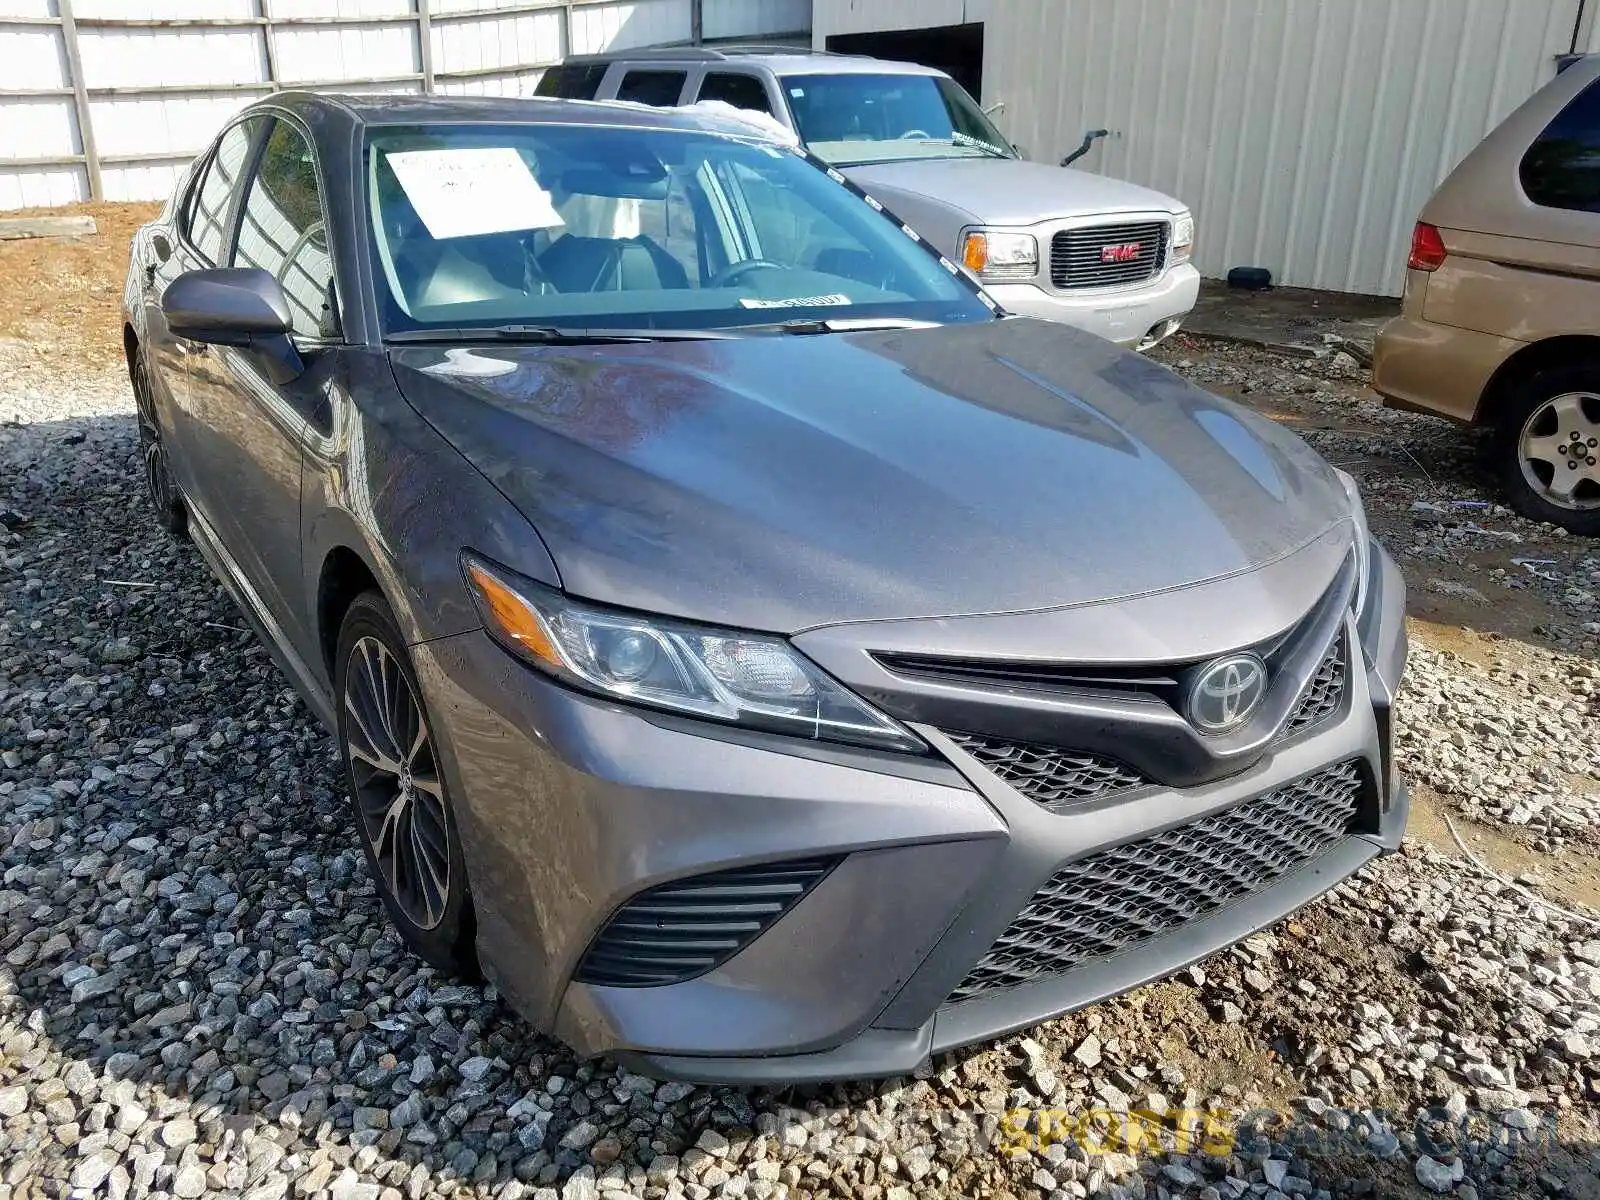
[{"x1": 1050, "y1": 221, "x2": 1170, "y2": 290}]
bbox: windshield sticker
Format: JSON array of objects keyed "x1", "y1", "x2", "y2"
[
  {"x1": 952, "y1": 130, "x2": 1009, "y2": 156},
  {"x1": 738, "y1": 293, "x2": 853, "y2": 309},
  {"x1": 789, "y1": 87, "x2": 805, "y2": 97},
  {"x1": 386, "y1": 147, "x2": 564, "y2": 240}
]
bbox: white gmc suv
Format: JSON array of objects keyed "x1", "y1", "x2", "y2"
[{"x1": 538, "y1": 45, "x2": 1200, "y2": 350}]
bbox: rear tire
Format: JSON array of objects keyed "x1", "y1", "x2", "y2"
[
  {"x1": 1495, "y1": 363, "x2": 1600, "y2": 536},
  {"x1": 335, "y1": 591, "x2": 479, "y2": 977},
  {"x1": 128, "y1": 341, "x2": 186, "y2": 539}
]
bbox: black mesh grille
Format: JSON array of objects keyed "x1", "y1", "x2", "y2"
[
  {"x1": 574, "y1": 857, "x2": 840, "y2": 987},
  {"x1": 1050, "y1": 221, "x2": 1170, "y2": 290},
  {"x1": 945, "y1": 732, "x2": 1147, "y2": 808},
  {"x1": 1284, "y1": 634, "x2": 1347, "y2": 735},
  {"x1": 947, "y1": 760, "x2": 1364, "y2": 1002}
]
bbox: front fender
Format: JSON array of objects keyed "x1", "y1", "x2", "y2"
[{"x1": 299, "y1": 348, "x2": 561, "y2": 694}]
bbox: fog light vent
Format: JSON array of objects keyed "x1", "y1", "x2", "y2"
[{"x1": 573, "y1": 856, "x2": 841, "y2": 988}]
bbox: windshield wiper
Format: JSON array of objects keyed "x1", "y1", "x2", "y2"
[
  {"x1": 384, "y1": 324, "x2": 738, "y2": 345},
  {"x1": 740, "y1": 317, "x2": 943, "y2": 336}
]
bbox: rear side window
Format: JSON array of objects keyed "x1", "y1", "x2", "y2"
[
  {"x1": 535, "y1": 63, "x2": 606, "y2": 100},
  {"x1": 697, "y1": 72, "x2": 774, "y2": 116},
  {"x1": 616, "y1": 70, "x2": 687, "y2": 106},
  {"x1": 186, "y1": 117, "x2": 263, "y2": 264},
  {"x1": 1521, "y1": 78, "x2": 1600, "y2": 212}
]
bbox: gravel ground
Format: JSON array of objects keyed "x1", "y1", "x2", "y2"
[{"x1": 2, "y1": 332, "x2": 1599, "y2": 1200}]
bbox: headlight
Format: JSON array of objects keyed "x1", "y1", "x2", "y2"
[
  {"x1": 1334, "y1": 469, "x2": 1372, "y2": 616},
  {"x1": 462, "y1": 554, "x2": 924, "y2": 754},
  {"x1": 960, "y1": 229, "x2": 1038, "y2": 281},
  {"x1": 1171, "y1": 213, "x2": 1195, "y2": 264}
]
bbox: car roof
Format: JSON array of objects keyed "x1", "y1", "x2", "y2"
[
  {"x1": 564, "y1": 45, "x2": 949, "y2": 78},
  {"x1": 260, "y1": 90, "x2": 790, "y2": 135}
]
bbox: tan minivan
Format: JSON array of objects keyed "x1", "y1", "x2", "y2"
[{"x1": 1373, "y1": 55, "x2": 1600, "y2": 535}]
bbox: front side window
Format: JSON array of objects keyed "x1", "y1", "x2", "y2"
[
  {"x1": 698, "y1": 72, "x2": 774, "y2": 116},
  {"x1": 186, "y1": 116, "x2": 264, "y2": 264},
  {"x1": 783, "y1": 73, "x2": 1014, "y2": 167},
  {"x1": 1521, "y1": 78, "x2": 1600, "y2": 212},
  {"x1": 616, "y1": 70, "x2": 687, "y2": 106},
  {"x1": 233, "y1": 118, "x2": 339, "y2": 339},
  {"x1": 364, "y1": 122, "x2": 992, "y2": 333}
]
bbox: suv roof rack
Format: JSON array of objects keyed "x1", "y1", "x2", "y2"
[{"x1": 567, "y1": 43, "x2": 850, "y2": 64}]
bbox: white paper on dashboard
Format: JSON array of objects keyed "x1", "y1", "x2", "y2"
[{"x1": 386, "y1": 147, "x2": 564, "y2": 240}]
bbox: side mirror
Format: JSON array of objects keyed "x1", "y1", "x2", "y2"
[{"x1": 162, "y1": 267, "x2": 303, "y2": 383}]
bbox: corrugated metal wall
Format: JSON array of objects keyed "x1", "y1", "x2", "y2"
[
  {"x1": 0, "y1": 0, "x2": 811, "y2": 211},
  {"x1": 814, "y1": 0, "x2": 1586, "y2": 296},
  {"x1": 811, "y1": 0, "x2": 986, "y2": 38}
]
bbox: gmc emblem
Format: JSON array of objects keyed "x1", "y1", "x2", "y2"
[{"x1": 1101, "y1": 242, "x2": 1144, "y2": 264}]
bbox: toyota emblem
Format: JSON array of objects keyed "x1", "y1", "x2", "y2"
[{"x1": 1185, "y1": 654, "x2": 1268, "y2": 734}]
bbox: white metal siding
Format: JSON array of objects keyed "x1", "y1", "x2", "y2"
[
  {"x1": 814, "y1": 0, "x2": 1586, "y2": 296},
  {"x1": 811, "y1": 0, "x2": 985, "y2": 39},
  {"x1": 0, "y1": 0, "x2": 810, "y2": 210},
  {"x1": 569, "y1": 0, "x2": 691, "y2": 55},
  {"x1": 705, "y1": 0, "x2": 809, "y2": 40}
]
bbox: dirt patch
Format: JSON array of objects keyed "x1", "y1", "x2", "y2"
[
  {"x1": 0, "y1": 201, "x2": 162, "y2": 374},
  {"x1": 1406, "y1": 780, "x2": 1600, "y2": 914}
]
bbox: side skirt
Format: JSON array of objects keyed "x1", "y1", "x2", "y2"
[{"x1": 184, "y1": 499, "x2": 339, "y2": 732}]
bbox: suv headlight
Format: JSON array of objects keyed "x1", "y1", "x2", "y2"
[
  {"x1": 462, "y1": 554, "x2": 924, "y2": 754},
  {"x1": 1334, "y1": 469, "x2": 1372, "y2": 616},
  {"x1": 1171, "y1": 213, "x2": 1195, "y2": 265},
  {"x1": 960, "y1": 229, "x2": 1038, "y2": 281}
]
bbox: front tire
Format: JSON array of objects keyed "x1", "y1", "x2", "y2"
[
  {"x1": 335, "y1": 592, "x2": 478, "y2": 977},
  {"x1": 1496, "y1": 364, "x2": 1600, "y2": 535}
]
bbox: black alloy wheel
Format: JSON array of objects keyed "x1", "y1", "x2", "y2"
[{"x1": 336, "y1": 592, "x2": 477, "y2": 974}]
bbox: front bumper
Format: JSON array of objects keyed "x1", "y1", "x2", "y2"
[
  {"x1": 411, "y1": 540, "x2": 1407, "y2": 1084},
  {"x1": 987, "y1": 263, "x2": 1200, "y2": 348}
]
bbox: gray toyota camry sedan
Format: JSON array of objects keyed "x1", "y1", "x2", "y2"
[{"x1": 122, "y1": 92, "x2": 1408, "y2": 1083}]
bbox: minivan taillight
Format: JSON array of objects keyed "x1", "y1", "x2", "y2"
[{"x1": 1407, "y1": 222, "x2": 1447, "y2": 272}]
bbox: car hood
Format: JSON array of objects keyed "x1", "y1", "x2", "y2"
[
  {"x1": 390, "y1": 318, "x2": 1350, "y2": 633},
  {"x1": 844, "y1": 157, "x2": 1184, "y2": 226}
]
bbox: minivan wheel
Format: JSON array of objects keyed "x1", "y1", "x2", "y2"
[
  {"x1": 129, "y1": 344, "x2": 186, "y2": 538},
  {"x1": 335, "y1": 592, "x2": 478, "y2": 976},
  {"x1": 1497, "y1": 366, "x2": 1600, "y2": 536}
]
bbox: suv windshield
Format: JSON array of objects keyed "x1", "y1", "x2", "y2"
[
  {"x1": 782, "y1": 73, "x2": 1014, "y2": 167},
  {"x1": 364, "y1": 122, "x2": 993, "y2": 335}
]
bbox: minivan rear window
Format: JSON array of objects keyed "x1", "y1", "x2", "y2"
[{"x1": 1520, "y1": 77, "x2": 1600, "y2": 212}]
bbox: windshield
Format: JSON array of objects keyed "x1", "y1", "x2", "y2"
[
  {"x1": 364, "y1": 122, "x2": 994, "y2": 335},
  {"x1": 783, "y1": 74, "x2": 1015, "y2": 167}
]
